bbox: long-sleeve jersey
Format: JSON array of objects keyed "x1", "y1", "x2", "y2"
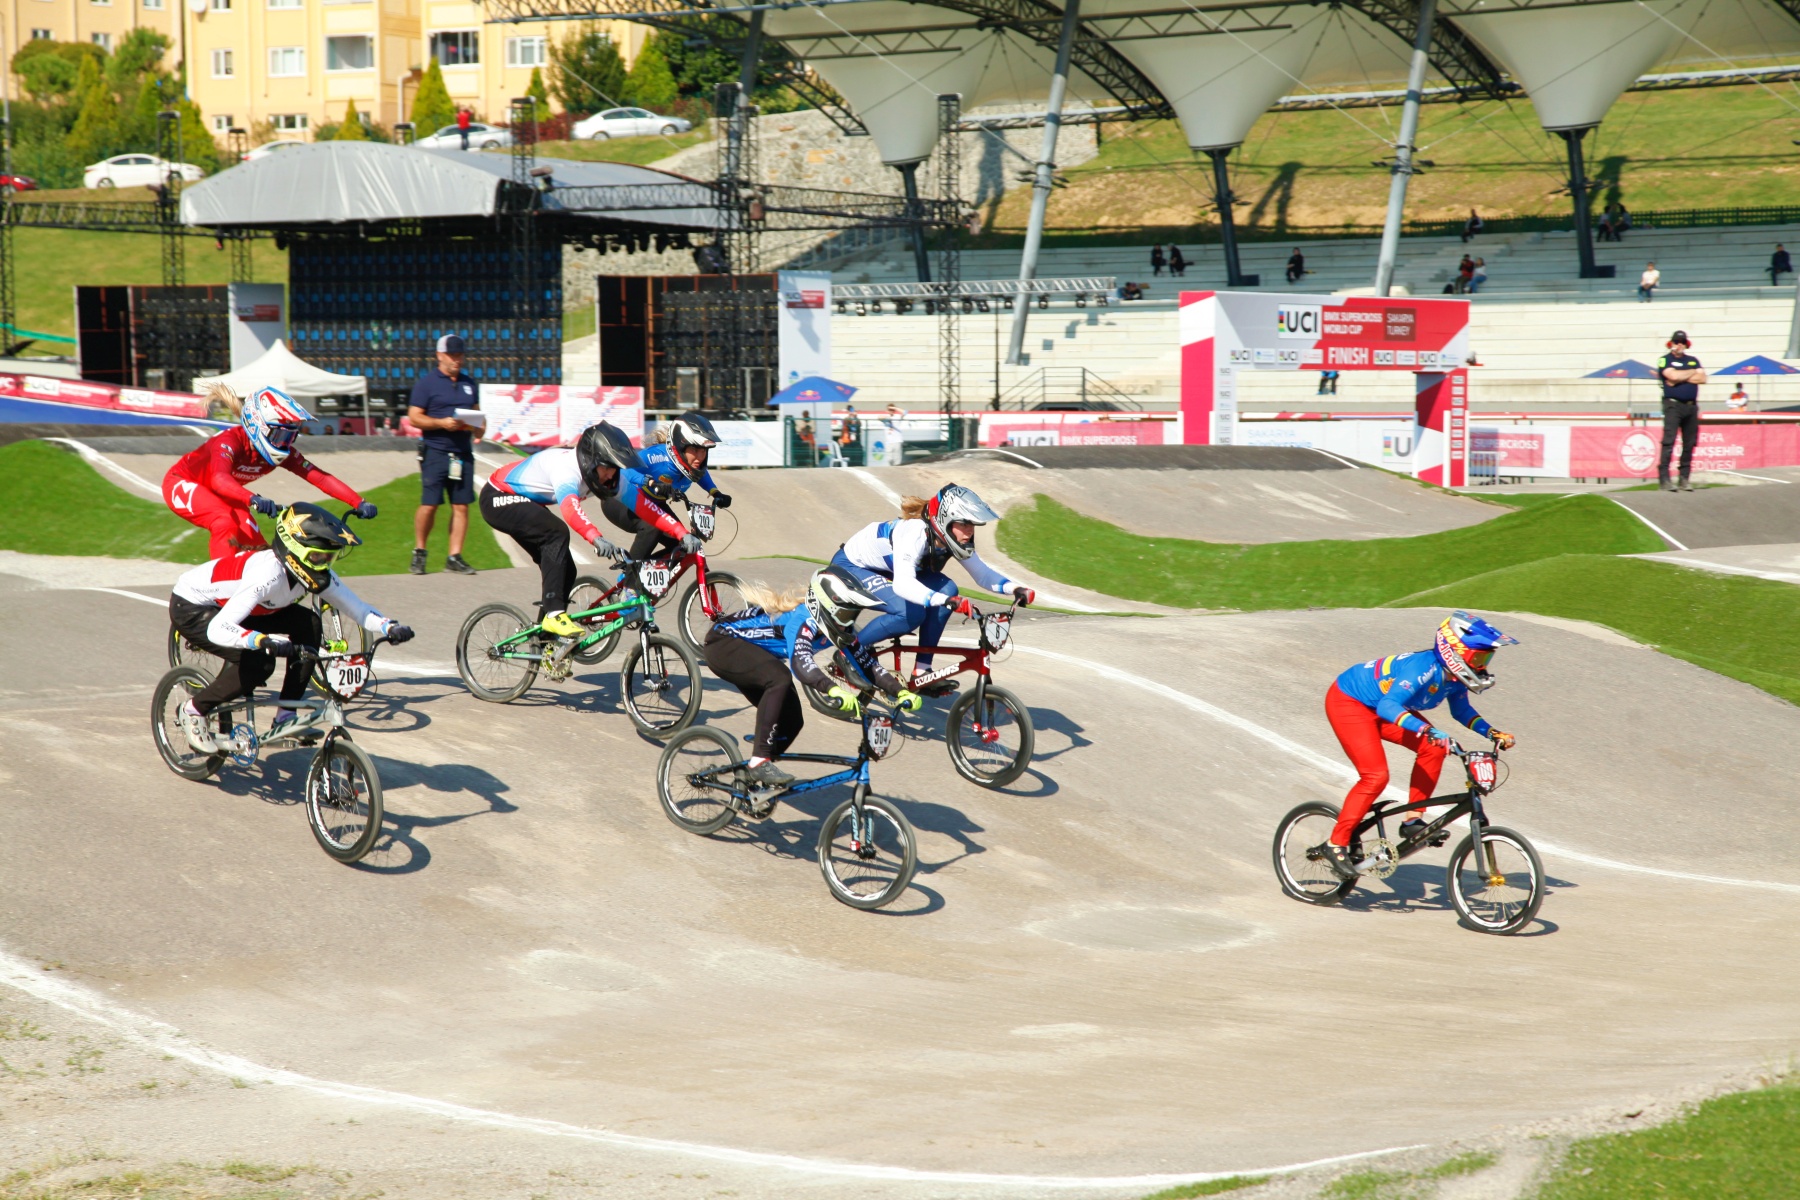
[
  {"x1": 1333, "y1": 649, "x2": 1493, "y2": 739},
  {"x1": 839, "y1": 518, "x2": 1015, "y2": 608},
  {"x1": 618, "y1": 442, "x2": 717, "y2": 510},
  {"x1": 172, "y1": 549, "x2": 388, "y2": 650},
  {"x1": 487, "y1": 447, "x2": 683, "y2": 545},
  {"x1": 164, "y1": 426, "x2": 364, "y2": 510},
  {"x1": 712, "y1": 605, "x2": 905, "y2": 697}
]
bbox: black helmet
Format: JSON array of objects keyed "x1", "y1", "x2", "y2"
[
  {"x1": 667, "y1": 411, "x2": 721, "y2": 480},
  {"x1": 576, "y1": 421, "x2": 642, "y2": 496},
  {"x1": 808, "y1": 566, "x2": 884, "y2": 651},
  {"x1": 273, "y1": 502, "x2": 360, "y2": 593}
]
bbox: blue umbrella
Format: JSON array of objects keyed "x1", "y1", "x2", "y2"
[
  {"x1": 1712, "y1": 355, "x2": 1800, "y2": 375},
  {"x1": 1582, "y1": 359, "x2": 1659, "y2": 379},
  {"x1": 769, "y1": 375, "x2": 857, "y2": 407}
]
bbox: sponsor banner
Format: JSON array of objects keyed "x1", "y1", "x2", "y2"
[
  {"x1": 477, "y1": 385, "x2": 645, "y2": 447},
  {"x1": 984, "y1": 421, "x2": 1167, "y2": 448},
  {"x1": 0, "y1": 373, "x2": 209, "y2": 418},
  {"x1": 710, "y1": 419, "x2": 786, "y2": 468},
  {"x1": 1238, "y1": 420, "x2": 1416, "y2": 470},
  {"x1": 228, "y1": 283, "x2": 286, "y2": 370},
  {"x1": 1568, "y1": 424, "x2": 1800, "y2": 477},
  {"x1": 776, "y1": 270, "x2": 832, "y2": 389}
]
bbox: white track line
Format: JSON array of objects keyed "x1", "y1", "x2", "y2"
[
  {"x1": 1308, "y1": 447, "x2": 1363, "y2": 471},
  {"x1": 0, "y1": 948, "x2": 1416, "y2": 1189},
  {"x1": 1632, "y1": 554, "x2": 1800, "y2": 586},
  {"x1": 46, "y1": 438, "x2": 163, "y2": 498},
  {"x1": 1016, "y1": 645, "x2": 1800, "y2": 895},
  {"x1": 85, "y1": 586, "x2": 165, "y2": 607},
  {"x1": 1605, "y1": 497, "x2": 1689, "y2": 551}
]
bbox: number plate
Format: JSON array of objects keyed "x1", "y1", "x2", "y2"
[
  {"x1": 867, "y1": 714, "x2": 894, "y2": 760},
  {"x1": 640, "y1": 563, "x2": 674, "y2": 598},
  {"x1": 1468, "y1": 753, "x2": 1498, "y2": 790},
  {"x1": 984, "y1": 613, "x2": 1012, "y2": 649},
  {"x1": 691, "y1": 505, "x2": 715, "y2": 540},
  {"x1": 326, "y1": 655, "x2": 369, "y2": 699}
]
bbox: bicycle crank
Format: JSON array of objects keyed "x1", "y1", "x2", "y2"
[
  {"x1": 540, "y1": 648, "x2": 573, "y2": 682},
  {"x1": 1355, "y1": 837, "x2": 1400, "y2": 880}
]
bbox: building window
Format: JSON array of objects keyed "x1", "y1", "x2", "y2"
[
  {"x1": 29, "y1": 28, "x2": 51, "y2": 39},
  {"x1": 210, "y1": 0, "x2": 231, "y2": 9},
  {"x1": 90, "y1": 32, "x2": 111, "y2": 49},
  {"x1": 143, "y1": 0, "x2": 163, "y2": 8},
  {"x1": 268, "y1": 46, "x2": 304, "y2": 76},
  {"x1": 273, "y1": 113, "x2": 309, "y2": 132},
  {"x1": 90, "y1": 0, "x2": 112, "y2": 7},
  {"x1": 211, "y1": 48, "x2": 234, "y2": 78},
  {"x1": 268, "y1": 0, "x2": 301, "y2": 7},
  {"x1": 212, "y1": 115, "x2": 234, "y2": 133},
  {"x1": 325, "y1": 35, "x2": 374, "y2": 71},
  {"x1": 505, "y1": 36, "x2": 547, "y2": 68},
  {"x1": 428, "y1": 30, "x2": 480, "y2": 67}
]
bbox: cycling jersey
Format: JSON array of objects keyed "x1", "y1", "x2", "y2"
[
  {"x1": 618, "y1": 442, "x2": 717, "y2": 510},
  {"x1": 488, "y1": 447, "x2": 684, "y2": 545},
  {"x1": 165, "y1": 426, "x2": 365, "y2": 510},
  {"x1": 1333, "y1": 649, "x2": 1493, "y2": 739},
  {"x1": 712, "y1": 605, "x2": 904, "y2": 696},
  {"x1": 172, "y1": 549, "x2": 387, "y2": 650},
  {"x1": 839, "y1": 518, "x2": 1014, "y2": 608}
]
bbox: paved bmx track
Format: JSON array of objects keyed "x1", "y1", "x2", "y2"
[{"x1": 4, "y1": 464, "x2": 1799, "y2": 1196}]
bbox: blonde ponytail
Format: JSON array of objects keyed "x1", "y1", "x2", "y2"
[
  {"x1": 205, "y1": 383, "x2": 244, "y2": 420},
  {"x1": 899, "y1": 494, "x2": 928, "y2": 521},
  {"x1": 737, "y1": 581, "x2": 807, "y2": 615}
]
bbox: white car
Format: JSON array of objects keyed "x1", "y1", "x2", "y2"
[
  {"x1": 241, "y1": 139, "x2": 307, "y2": 163},
  {"x1": 84, "y1": 154, "x2": 205, "y2": 189},
  {"x1": 414, "y1": 122, "x2": 514, "y2": 151},
  {"x1": 571, "y1": 108, "x2": 691, "y2": 140}
]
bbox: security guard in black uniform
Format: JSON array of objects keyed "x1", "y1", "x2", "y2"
[{"x1": 1656, "y1": 330, "x2": 1706, "y2": 492}]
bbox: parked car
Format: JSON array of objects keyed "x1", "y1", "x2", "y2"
[
  {"x1": 242, "y1": 139, "x2": 307, "y2": 163},
  {"x1": 0, "y1": 173, "x2": 37, "y2": 193},
  {"x1": 571, "y1": 108, "x2": 691, "y2": 140},
  {"x1": 414, "y1": 122, "x2": 514, "y2": 151},
  {"x1": 84, "y1": 155, "x2": 205, "y2": 189}
]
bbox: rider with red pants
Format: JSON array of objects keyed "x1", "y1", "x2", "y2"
[
  {"x1": 163, "y1": 387, "x2": 373, "y2": 557},
  {"x1": 1318, "y1": 611, "x2": 1517, "y2": 881}
]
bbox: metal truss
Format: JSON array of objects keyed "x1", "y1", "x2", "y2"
[
  {"x1": 778, "y1": 21, "x2": 978, "y2": 59},
  {"x1": 1343, "y1": 0, "x2": 1508, "y2": 98},
  {"x1": 838, "y1": 275, "x2": 1115, "y2": 299},
  {"x1": 547, "y1": 180, "x2": 960, "y2": 230}
]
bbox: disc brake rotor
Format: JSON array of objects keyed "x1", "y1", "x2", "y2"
[{"x1": 1360, "y1": 837, "x2": 1400, "y2": 880}]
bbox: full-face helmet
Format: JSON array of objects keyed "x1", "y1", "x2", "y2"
[
  {"x1": 243, "y1": 386, "x2": 311, "y2": 466},
  {"x1": 924, "y1": 483, "x2": 1000, "y2": 562},
  {"x1": 1435, "y1": 610, "x2": 1518, "y2": 693}
]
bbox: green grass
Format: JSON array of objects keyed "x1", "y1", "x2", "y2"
[
  {"x1": 995, "y1": 493, "x2": 1664, "y2": 611},
  {"x1": 0, "y1": 1152, "x2": 328, "y2": 1198},
  {"x1": 1396, "y1": 554, "x2": 1800, "y2": 705},
  {"x1": 514, "y1": 130, "x2": 710, "y2": 167},
  {"x1": 1138, "y1": 1175, "x2": 1266, "y2": 1199},
  {"x1": 335, "y1": 473, "x2": 513, "y2": 575},
  {"x1": 1323, "y1": 1151, "x2": 1498, "y2": 1200},
  {"x1": 1533, "y1": 1084, "x2": 1800, "y2": 1199}
]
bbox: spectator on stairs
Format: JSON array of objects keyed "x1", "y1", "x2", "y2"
[
  {"x1": 1770, "y1": 243, "x2": 1792, "y2": 287},
  {"x1": 1150, "y1": 244, "x2": 1166, "y2": 277},
  {"x1": 1285, "y1": 248, "x2": 1306, "y2": 285},
  {"x1": 1638, "y1": 262, "x2": 1660, "y2": 303},
  {"x1": 1168, "y1": 245, "x2": 1187, "y2": 277}
]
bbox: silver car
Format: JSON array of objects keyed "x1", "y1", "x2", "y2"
[
  {"x1": 414, "y1": 122, "x2": 515, "y2": 151},
  {"x1": 570, "y1": 108, "x2": 691, "y2": 140}
]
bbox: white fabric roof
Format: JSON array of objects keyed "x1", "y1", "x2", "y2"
[{"x1": 192, "y1": 340, "x2": 368, "y2": 400}]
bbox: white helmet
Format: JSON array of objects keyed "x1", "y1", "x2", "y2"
[
  {"x1": 667, "y1": 411, "x2": 721, "y2": 482},
  {"x1": 925, "y1": 483, "x2": 1000, "y2": 562},
  {"x1": 809, "y1": 566, "x2": 884, "y2": 651},
  {"x1": 243, "y1": 386, "x2": 311, "y2": 466}
]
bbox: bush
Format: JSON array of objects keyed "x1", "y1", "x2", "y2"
[
  {"x1": 409, "y1": 59, "x2": 457, "y2": 139},
  {"x1": 550, "y1": 28, "x2": 628, "y2": 115},
  {"x1": 624, "y1": 39, "x2": 678, "y2": 112}
]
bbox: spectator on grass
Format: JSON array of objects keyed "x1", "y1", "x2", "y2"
[
  {"x1": 407, "y1": 334, "x2": 479, "y2": 576},
  {"x1": 1461, "y1": 209, "x2": 1484, "y2": 242},
  {"x1": 1150, "y1": 244, "x2": 1166, "y2": 277},
  {"x1": 1286, "y1": 248, "x2": 1305, "y2": 284},
  {"x1": 1771, "y1": 244, "x2": 1792, "y2": 287},
  {"x1": 1169, "y1": 245, "x2": 1187, "y2": 277},
  {"x1": 1638, "y1": 262, "x2": 1660, "y2": 302}
]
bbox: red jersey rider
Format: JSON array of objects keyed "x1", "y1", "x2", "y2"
[{"x1": 163, "y1": 387, "x2": 374, "y2": 557}]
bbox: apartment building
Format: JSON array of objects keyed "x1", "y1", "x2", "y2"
[{"x1": 1, "y1": 0, "x2": 649, "y2": 141}]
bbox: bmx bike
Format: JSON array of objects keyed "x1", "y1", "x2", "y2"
[
  {"x1": 150, "y1": 638, "x2": 394, "y2": 863},
  {"x1": 567, "y1": 496, "x2": 749, "y2": 660},
  {"x1": 1272, "y1": 742, "x2": 1545, "y2": 934},
  {"x1": 655, "y1": 692, "x2": 918, "y2": 910}
]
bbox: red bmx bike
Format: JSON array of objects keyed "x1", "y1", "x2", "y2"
[{"x1": 804, "y1": 601, "x2": 1034, "y2": 788}]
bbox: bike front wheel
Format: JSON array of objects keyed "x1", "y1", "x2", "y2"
[
  {"x1": 306, "y1": 735, "x2": 385, "y2": 863},
  {"x1": 620, "y1": 632, "x2": 703, "y2": 737},
  {"x1": 818, "y1": 795, "x2": 917, "y2": 910},
  {"x1": 1446, "y1": 825, "x2": 1544, "y2": 934},
  {"x1": 656, "y1": 725, "x2": 744, "y2": 835},
  {"x1": 1272, "y1": 801, "x2": 1358, "y2": 905},
  {"x1": 675, "y1": 571, "x2": 748, "y2": 656},
  {"x1": 151, "y1": 668, "x2": 224, "y2": 780},
  {"x1": 568, "y1": 574, "x2": 622, "y2": 665},
  {"x1": 456, "y1": 602, "x2": 539, "y2": 702},
  {"x1": 313, "y1": 599, "x2": 372, "y2": 695},
  {"x1": 945, "y1": 683, "x2": 1034, "y2": 788}
]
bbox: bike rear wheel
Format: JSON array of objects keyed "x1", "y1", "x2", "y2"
[
  {"x1": 817, "y1": 795, "x2": 917, "y2": 910},
  {"x1": 676, "y1": 571, "x2": 748, "y2": 656},
  {"x1": 306, "y1": 735, "x2": 385, "y2": 863},
  {"x1": 656, "y1": 725, "x2": 744, "y2": 835},
  {"x1": 620, "y1": 632, "x2": 703, "y2": 737},
  {"x1": 568, "y1": 574, "x2": 623, "y2": 664},
  {"x1": 151, "y1": 668, "x2": 224, "y2": 780},
  {"x1": 456, "y1": 603, "x2": 539, "y2": 702},
  {"x1": 945, "y1": 683, "x2": 1034, "y2": 788},
  {"x1": 1272, "y1": 801, "x2": 1358, "y2": 905},
  {"x1": 1446, "y1": 825, "x2": 1544, "y2": 934}
]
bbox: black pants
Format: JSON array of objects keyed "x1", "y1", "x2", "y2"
[
  {"x1": 1659, "y1": 400, "x2": 1700, "y2": 483},
  {"x1": 481, "y1": 483, "x2": 573, "y2": 614},
  {"x1": 705, "y1": 629, "x2": 802, "y2": 760},
  {"x1": 170, "y1": 595, "x2": 320, "y2": 716},
  {"x1": 601, "y1": 494, "x2": 681, "y2": 562}
]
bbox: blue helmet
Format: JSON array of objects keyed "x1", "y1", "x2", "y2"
[
  {"x1": 1435, "y1": 611, "x2": 1518, "y2": 693},
  {"x1": 242, "y1": 386, "x2": 311, "y2": 466}
]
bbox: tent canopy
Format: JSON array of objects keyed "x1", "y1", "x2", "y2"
[
  {"x1": 770, "y1": 376, "x2": 857, "y2": 407},
  {"x1": 1713, "y1": 355, "x2": 1800, "y2": 376},
  {"x1": 1583, "y1": 359, "x2": 1660, "y2": 379},
  {"x1": 192, "y1": 340, "x2": 368, "y2": 400}
]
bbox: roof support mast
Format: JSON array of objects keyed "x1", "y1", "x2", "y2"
[
  {"x1": 1373, "y1": 0, "x2": 1435, "y2": 296},
  {"x1": 1006, "y1": 0, "x2": 1079, "y2": 365}
]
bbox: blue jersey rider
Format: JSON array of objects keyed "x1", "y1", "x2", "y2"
[
  {"x1": 1318, "y1": 611, "x2": 1518, "y2": 881},
  {"x1": 705, "y1": 567, "x2": 923, "y2": 788},
  {"x1": 606, "y1": 410, "x2": 734, "y2": 566},
  {"x1": 830, "y1": 484, "x2": 1035, "y2": 695}
]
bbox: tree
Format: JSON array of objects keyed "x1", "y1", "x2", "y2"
[
  {"x1": 624, "y1": 38, "x2": 678, "y2": 113},
  {"x1": 527, "y1": 66, "x2": 552, "y2": 121},
  {"x1": 334, "y1": 98, "x2": 369, "y2": 141},
  {"x1": 410, "y1": 59, "x2": 457, "y2": 137},
  {"x1": 67, "y1": 56, "x2": 120, "y2": 166},
  {"x1": 549, "y1": 27, "x2": 627, "y2": 115},
  {"x1": 104, "y1": 28, "x2": 169, "y2": 93},
  {"x1": 11, "y1": 40, "x2": 104, "y2": 102}
]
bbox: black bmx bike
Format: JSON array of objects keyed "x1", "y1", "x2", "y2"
[{"x1": 1272, "y1": 743, "x2": 1545, "y2": 934}]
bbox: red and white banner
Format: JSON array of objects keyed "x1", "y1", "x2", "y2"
[
  {"x1": 0, "y1": 373, "x2": 211, "y2": 419},
  {"x1": 478, "y1": 385, "x2": 645, "y2": 448},
  {"x1": 1569, "y1": 424, "x2": 1800, "y2": 477}
]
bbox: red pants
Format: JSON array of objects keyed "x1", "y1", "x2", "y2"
[
  {"x1": 164, "y1": 476, "x2": 266, "y2": 558},
  {"x1": 1325, "y1": 682, "x2": 1445, "y2": 846}
]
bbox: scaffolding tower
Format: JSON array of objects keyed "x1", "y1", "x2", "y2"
[
  {"x1": 509, "y1": 96, "x2": 540, "y2": 322},
  {"x1": 933, "y1": 94, "x2": 963, "y2": 419},
  {"x1": 155, "y1": 111, "x2": 186, "y2": 287},
  {"x1": 713, "y1": 81, "x2": 761, "y2": 275}
]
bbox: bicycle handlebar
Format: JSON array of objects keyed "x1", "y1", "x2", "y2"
[{"x1": 295, "y1": 634, "x2": 393, "y2": 664}]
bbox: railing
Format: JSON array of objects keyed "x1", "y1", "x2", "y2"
[{"x1": 996, "y1": 367, "x2": 1141, "y2": 412}]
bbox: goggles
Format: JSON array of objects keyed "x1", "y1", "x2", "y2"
[
  {"x1": 289, "y1": 543, "x2": 343, "y2": 571},
  {"x1": 265, "y1": 422, "x2": 301, "y2": 451},
  {"x1": 1467, "y1": 649, "x2": 1493, "y2": 670}
]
